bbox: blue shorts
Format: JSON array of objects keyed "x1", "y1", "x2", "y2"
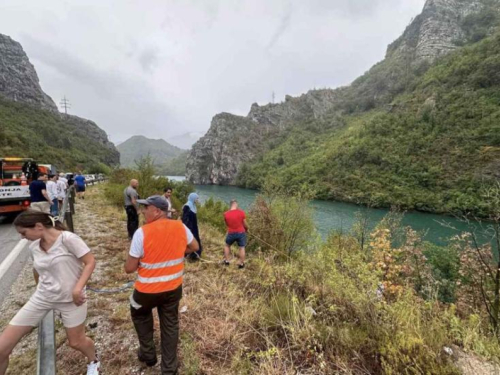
[
  {"x1": 225, "y1": 232, "x2": 247, "y2": 247},
  {"x1": 76, "y1": 185, "x2": 86, "y2": 192}
]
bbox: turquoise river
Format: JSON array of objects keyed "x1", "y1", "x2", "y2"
[{"x1": 167, "y1": 177, "x2": 487, "y2": 247}]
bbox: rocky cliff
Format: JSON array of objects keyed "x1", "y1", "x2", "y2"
[
  {"x1": 0, "y1": 34, "x2": 57, "y2": 112},
  {"x1": 186, "y1": 89, "x2": 343, "y2": 184},
  {"x1": 387, "y1": 0, "x2": 486, "y2": 63},
  {"x1": 186, "y1": 0, "x2": 498, "y2": 185},
  {"x1": 0, "y1": 33, "x2": 119, "y2": 166}
]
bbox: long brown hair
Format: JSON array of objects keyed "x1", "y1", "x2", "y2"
[{"x1": 14, "y1": 210, "x2": 66, "y2": 231}]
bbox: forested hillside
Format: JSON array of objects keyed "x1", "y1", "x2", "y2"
[
  {"x1": 0, "y1": 33, "x2": 119, "y2": 171},
  {"x1": 237, "y1": 32, "x2": 500, "y2": 216},
  {"x1": 0, "y1": 96, "x2": 119, "y2": 171}
]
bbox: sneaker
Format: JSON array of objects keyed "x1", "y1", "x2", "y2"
[
  {"x1": 138, "y1": 351, "x2": 158, "y2": 367},
  {"x1": 87, "y1": 359, "x2": 100, "y2": 375},
  {"x1": 238, "y1": 263, "x2": 245, "y2": 269},
  {"x1": 222, "y1": 260, "x2": 230, "y2": 266}
]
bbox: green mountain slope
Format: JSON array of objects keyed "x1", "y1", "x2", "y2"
[
  {"x1": 117, "y1": 135, "x2": 185, "y2": 170},
  {"x1": 156, "y1": 151, "x2": 188, "y2": 176},
  {"x1": 237, "y1": 33, "x2": 500, "y2": 216},
  {"x1": 0, "y1": 96, "x2": 119, "y2": 170}
]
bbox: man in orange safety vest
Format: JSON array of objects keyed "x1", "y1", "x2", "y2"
[{"x1": 125, "y1": 195, "x2": 199, "y2": 374}]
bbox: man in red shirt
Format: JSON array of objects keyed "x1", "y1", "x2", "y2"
[{"x1": 223, "y1": 199, "x2": 249, "y2": 269}]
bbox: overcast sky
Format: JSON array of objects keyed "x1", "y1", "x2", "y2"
[{"x1": 0, "y1": 0, "x2": 425, "y2": 144}]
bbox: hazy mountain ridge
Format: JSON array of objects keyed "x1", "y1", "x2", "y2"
[
  {"x1": 168, "y1": 132, "x2": 203, "y2": 150},
  {"x1": 117, "y1": 135, "x2": 184, "y2": 169},
  {"x1": 0, "y1": 33, "x2": 119, "y2": 169}
]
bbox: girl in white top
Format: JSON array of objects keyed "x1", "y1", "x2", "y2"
[{"x1": 0, "y1": 210, "x2": 100, "y2": 375}]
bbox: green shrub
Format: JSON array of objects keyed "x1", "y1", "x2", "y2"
[
  {"x1": 197, "y1": 197, "x2": 228, "y2": 232},
  {"x1": 247, "y1": 180, "x2": 317, "y2": 258},
  {"x1": 105, "y1": 156, "x2": 193, "y2": 209}
]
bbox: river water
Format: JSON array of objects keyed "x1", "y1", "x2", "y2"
[{"x1": 168, "y1": 177, "x2": 481, "y2": 246}]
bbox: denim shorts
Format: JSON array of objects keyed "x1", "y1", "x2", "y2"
[{"x1": 225, "y1": 232, "x2": 247, "y2": 247}]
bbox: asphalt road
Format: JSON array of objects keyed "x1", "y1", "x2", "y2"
[{"x1": 0, "y1": 216, "x2": 30, "y2": 308}]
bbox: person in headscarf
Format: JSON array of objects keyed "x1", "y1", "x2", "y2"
[{"x1": 182, "y1": 193, "x2": 202, "y2": 260}]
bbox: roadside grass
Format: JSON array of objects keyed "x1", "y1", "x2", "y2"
[{"x1": 5, "y1": 183, "x2": 500, "y2": 374}]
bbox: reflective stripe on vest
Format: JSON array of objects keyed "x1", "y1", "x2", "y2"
[
  {"x1": 139, "y1": 257, "x2": 184, "y2": 270},
  {"x1": 135, "y1": 218, "x2": 187, "y2": 294},
  {"x1": 137, "y1": 270, "x2": 184, "y2": 284}
]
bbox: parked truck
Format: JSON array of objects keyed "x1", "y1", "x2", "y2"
[{"x1": 0, "y1": 158, "x2": 51, "y2": 215}]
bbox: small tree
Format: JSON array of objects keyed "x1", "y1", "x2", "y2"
[{"x1": 247, "y1": 178, "x2": 317, "y2": 258}]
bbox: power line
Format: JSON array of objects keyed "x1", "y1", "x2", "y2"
[{"x1": 60, "y1": 96, "x2": 71, "y2": 114}]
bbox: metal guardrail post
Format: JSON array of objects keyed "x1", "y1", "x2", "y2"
[
  {"x1": 69, "y1": 186, "x2": 75, "y2": 214},
  {"x1": 37, "y1": 311, "x2": 56, "y2": 375},
  {"x1": 64, "y1": 189, "x2": 74, "y2": 233}
]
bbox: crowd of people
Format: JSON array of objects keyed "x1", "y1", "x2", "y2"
[
  {"x1": 28, "y1": 172, "x2": 70, "y2": 216},
  {"x1": 0, "y1": 177, "x2": 249, "y2": 375},
  {"x1": 121, "y1": 180, "x2": 249, "y2": 374}
]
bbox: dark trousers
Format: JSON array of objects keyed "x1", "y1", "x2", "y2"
[
  {"x1": 130, "y1": 286, "x2": 182, "y2": 375},
  {"x1": 125, "y1": 205, "x2": 139, "y2": 239}
]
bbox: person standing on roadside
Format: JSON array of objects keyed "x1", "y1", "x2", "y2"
[
  {"x1": 74, "y1": 172, "x2": 86, "y2": 200},
  {"x1": 57, "y1": 173, "x2": 68, "y2": 211},
  {"x1": 0, "y1": 210, "x2": 100, "y2": 375},
  {"x1": 29, "y1": 173, "x2": 52, "y2": 214},
  {"x1": 223, "y1": 199, "x2": 249, "y2": 269},
  {"x1": 124, "y1": 179, "x2": 139, "y2": 240},
  {"x1": 125, "y1": 195, "x2": 199, "y2": 374},
  {"x1": 163, "y1": 187, "x2": 176, "y2": 219},
  {"x1": 46, "y1": 174, "x2": 59, "y2": 216},
  {"x1": 182, "y1": 193, "x2": 202, "y2": 261}
]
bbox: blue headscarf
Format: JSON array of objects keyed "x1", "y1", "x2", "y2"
[{"x1": 185, "y1": 192, "x2": 199, "y2": 214}]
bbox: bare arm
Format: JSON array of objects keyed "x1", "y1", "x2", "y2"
[
  {"x1": 131, "y1": 196, "x2": 138, "y2": 212},
  {"x1": 125, "y1": 255, "x2": 140, "y2": 274},
  {"x1": 243, "y1": 219, "x2": 249, "y2": 232},
  {"x1": 72, "y1": 252, "x2": 96, "y2": 306},
  {"x1": 185, "y1": 238, "x2": 199, "y2": 255},
  {"x1": 42, "y1": 189, "x2": 51, "y2": 203}
]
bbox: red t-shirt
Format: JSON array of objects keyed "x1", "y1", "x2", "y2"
[{"x1": 224, "y1": 209, "x2": 246, "y2": 233}]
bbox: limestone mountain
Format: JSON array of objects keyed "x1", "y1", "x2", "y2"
[
  {"x1": 117, "y1": 135, "x2": 185, "y2": 170},
  {"x1": 186, "y1": 0, "x2": 500, "y2": 216},
  {"x1": 0, "y1": 33, "x2": 119, "y2": 170}
]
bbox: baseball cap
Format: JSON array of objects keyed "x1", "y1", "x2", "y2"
[{"x1": 137, "y1": 195, "x2": 169, "y2": 211}]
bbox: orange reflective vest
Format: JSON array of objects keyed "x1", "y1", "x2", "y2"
[{"x1": 135, "y1": 218, "x2": 187, "y2": 293}]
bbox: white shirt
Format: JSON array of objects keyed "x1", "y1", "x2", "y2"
[
  {"x1": 130, "y1": 224, "x2": 194, "y2": 259},
  {"x1": 56, "y1": 179, "x2": 67, "y2": 199},
  {"x1": 166, "y1": 197, "x2": 173, "y2": 219},
  {"x1": 31, "y1": 231, "x2": 90, "y2": 303},
  {"x1": 46, "y1": 181, "x2": 58, "y2": 201},
  {"x1": 59, "y1": 177, "x2": 68, "y2": 187}
]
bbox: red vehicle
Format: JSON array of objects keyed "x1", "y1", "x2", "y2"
[{"x1": 0, "y1": 158, "x2": 50, "y2": 215}]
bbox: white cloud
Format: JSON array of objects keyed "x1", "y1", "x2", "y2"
[{"x1": 0, "y1": 0, "x2": 426, "y2": 143}]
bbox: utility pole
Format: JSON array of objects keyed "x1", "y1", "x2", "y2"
[
  {"x1": 60, "y1": 96, "x2": 71, "y2": 114},
  {"x1": 272, "y1": 91, "x2": 275, "y2": 104}
]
